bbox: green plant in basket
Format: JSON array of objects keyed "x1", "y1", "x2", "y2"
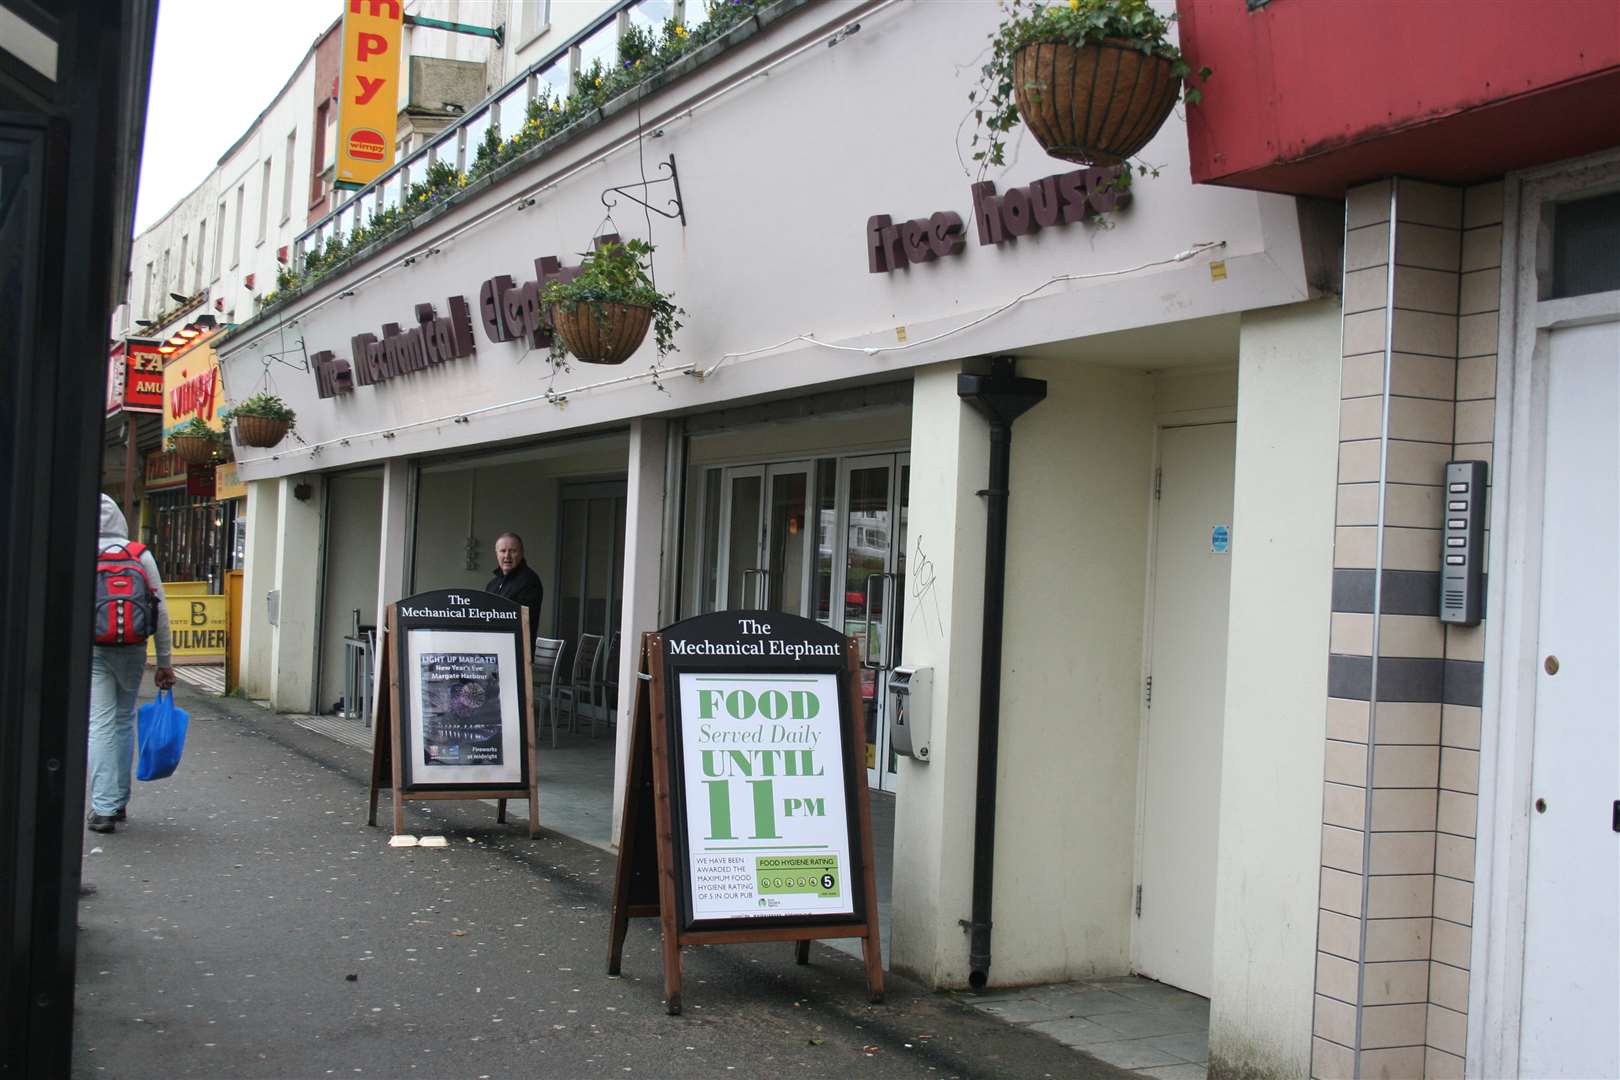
[
  {"x1": 540, "y1": 239, "x2": 684, "y2": 365},
  {"x1": 969, "y1": 0, "x2": 1210, "y2": 172}
]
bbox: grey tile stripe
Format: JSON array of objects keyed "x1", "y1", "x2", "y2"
[{"x1": 1328, "y1": 655, "x2": 1447, "y2": 703}]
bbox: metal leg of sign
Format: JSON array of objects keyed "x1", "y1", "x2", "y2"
[{"x1": 795, "y1": 940, "x2": 811, "y2": 965}]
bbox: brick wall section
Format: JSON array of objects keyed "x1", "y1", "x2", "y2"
[{"x1": 1312, "y1": 177, "x2": 1502, "y2": 1079}]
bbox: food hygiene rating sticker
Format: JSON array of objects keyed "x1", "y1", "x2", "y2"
[{"x1": 756, "y1": 854, "x2": 840, "y2": 900}]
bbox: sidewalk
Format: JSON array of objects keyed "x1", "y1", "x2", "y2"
[{"x1": 73, "y1": 683, "x2": 1131, "y2": 1079}]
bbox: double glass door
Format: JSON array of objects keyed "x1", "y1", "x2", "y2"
[{"x1": 702, "y1": 452, "x2": 909, "y2": 791}]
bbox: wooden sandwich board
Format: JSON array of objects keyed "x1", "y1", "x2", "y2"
[
  {"x1": 608, "y1": 611, "x2": 884, "y2": 1014},
  {"x1": 367, "y1": 589, "x2": 539, "y2": 837}
]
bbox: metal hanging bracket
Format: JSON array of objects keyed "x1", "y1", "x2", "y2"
[{"x1": 600, "y1": 153, "x2": 687, "y2": 227}]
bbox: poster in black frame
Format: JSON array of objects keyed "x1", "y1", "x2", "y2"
[
  {"x1": 607, "y1": 611, "x2": 884, "y2": 1013},
  {"x1": 368, "y1": 589, "x2": 540, "y2": 838},
  {"x1": 394, "y1": 589, "x2": 532, "y2": 793},
  {"x1": 660, "y1": 612, "x2": 871, "y2": 934}
]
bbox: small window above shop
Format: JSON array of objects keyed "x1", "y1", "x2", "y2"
[{"x1": 1550, "y1": 190, "x2": 1620, "y2": 299}]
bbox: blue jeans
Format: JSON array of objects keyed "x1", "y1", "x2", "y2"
[{"x1": 88, "y1": 646, "x2": 148, "y2": 816}]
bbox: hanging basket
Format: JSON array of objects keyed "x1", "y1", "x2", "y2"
[
  {"x1": 1012, "y1": 39, "x2": 1181, "y2": 167},
  {"x1": 234, "y1": 414, "x2": 292, "y2": 448},
  {"x1": 548, "y1": 301, "x2": 654, "y2": 366},
  {"x1": 170, "y1": 434, "x2": 218, "y2": 465}
]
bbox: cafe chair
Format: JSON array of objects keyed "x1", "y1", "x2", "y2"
[
  {"x1": 600, "y1": 631, "x2": 621, "y2": 732},
  {"x1": 558, "y1": 633, "x2": 602, "y2": 740},
  {"x1": 531, "y1": 636, "x2": 568, "y2": 749}
]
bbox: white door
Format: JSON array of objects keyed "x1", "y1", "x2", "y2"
[
  {"x1": 1519, "y1": 319, "x2": 1620, "y2": 1078},
  {"x1": 1136, "y1": 422, "x2": 1236, "y2": 998}
]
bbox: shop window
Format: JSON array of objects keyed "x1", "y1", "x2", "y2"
[{"x1": 1551, "y1": 191, "x2": 1620, "y2": 299}]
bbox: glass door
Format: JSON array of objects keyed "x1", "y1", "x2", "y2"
[
  {"x1": 554, "y1": 481, "x2": 627, "y2": 727},
  {"x1": 713, "y1": 463, "x2": 813, "y2": 615},
  {"x1": 836, "y1": 454, "x2": 909, "y2": 791}
]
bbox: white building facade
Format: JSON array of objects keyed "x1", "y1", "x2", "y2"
[{"x1": 201, "y1": 2, "x2": 1562, "y2": 1077}]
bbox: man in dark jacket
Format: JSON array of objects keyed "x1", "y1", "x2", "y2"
[{"x1": 486, "y1": 531, "x2": 544, "y2": 642}]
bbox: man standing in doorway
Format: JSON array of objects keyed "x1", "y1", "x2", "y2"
[{"x1": 487, "y1": 532, "x2": 544, "y2": 642}]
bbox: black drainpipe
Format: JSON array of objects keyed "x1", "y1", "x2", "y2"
[{"x1": 956, "y1": 357, "x2": 1047, "y2": 990}]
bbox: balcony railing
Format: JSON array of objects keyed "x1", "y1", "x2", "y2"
[{"x1": 296, "y1": 0, "x2": 698, "y2": 262}]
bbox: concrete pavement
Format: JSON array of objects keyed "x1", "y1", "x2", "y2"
[{"x1": 73, "y1": 683, "x2": 1130, "y2": 1080}]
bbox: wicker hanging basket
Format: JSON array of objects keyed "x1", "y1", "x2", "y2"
[
  {"x1": 234, "y1": 414, "x2": 292, "y2": 448},
  {"x1": 549, "y1": 301, "x2": 654, "y2": 366},
  {"x1": 170, "y1": 434, "x2": 218, "y2": 465},
  {"x1": 1012, "y1": 39, "x2": 1181, "y2": 167}
]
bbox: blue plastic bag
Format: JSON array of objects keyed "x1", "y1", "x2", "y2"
[{"x1": 136, "y1": 690, "x2": 189, "y2": 781}]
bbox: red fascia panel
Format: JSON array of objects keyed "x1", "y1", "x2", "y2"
[{"x1": 1179, "y1": 0, "x2": 1620, "y2": 194}]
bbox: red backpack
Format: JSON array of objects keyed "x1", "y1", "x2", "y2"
[{"x1": 95, "y1": 542, "x2": 157, "y2": 645}]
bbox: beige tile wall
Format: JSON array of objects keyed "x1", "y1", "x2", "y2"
[{"x1": 1313, "y1": 178, "x2": 1503, "y2": 1080}]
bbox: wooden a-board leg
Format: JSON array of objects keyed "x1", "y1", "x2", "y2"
[
  {"x1": 392, "y1": 794, "x2": 405, "y2": 836},
  {"x1": 367, "y1": 783, "x2": 379, "y2": 827},
  {"x1": 795, "y1": 940, "x2": 811, "y2": 965},
  {"x1": 527, "y1": 791, "x2": 539, "y2": 839},
  {"x1": 496, "y1": 798, "x2": 507, "y2": 824},
  {"x1": 862, "y1": 929, "x2": 885, "y2": 1003}
]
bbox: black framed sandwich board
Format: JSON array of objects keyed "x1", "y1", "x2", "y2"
[
  {"x1": 366, "y1": 589, "x2": 539, "y2": 837},
  {"x1": 607, "y1": 611, "x2": 884, "y2": 1014}
]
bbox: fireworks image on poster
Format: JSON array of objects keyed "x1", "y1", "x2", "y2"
[{"x1": 419, "y1": 652, "x2": 504, "y2": 767}]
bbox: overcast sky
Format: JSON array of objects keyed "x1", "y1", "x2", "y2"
[{"x1": 132, "y1": 0, "x2": 338, "y2": 233}]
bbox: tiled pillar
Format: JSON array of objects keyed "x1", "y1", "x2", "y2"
[
  {"x1": 1423, "y1": 180, "x2": 1502, "y2": 1080},
  {"x1": 1312, "y1": 178, "x2": 1503, "y2": 1080}
]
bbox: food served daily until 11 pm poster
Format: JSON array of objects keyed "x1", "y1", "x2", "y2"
[{"x1": 677, "y1": 672, "x2": 853, "y2": 921}]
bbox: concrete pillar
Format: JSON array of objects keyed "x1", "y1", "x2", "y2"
[
  {"x1": 269, "y1": 474, "x2": 323, "y2": 713},
  {"x1": 238, "y1": 479, "x2": 281, "y2": 700},
  {"x1": 610, "y1": 418, "x2": 668, "y2": 847},
  {"x1": 372, "y1": 458, "x2": 413, "y2": 723},
  {"x1": 1207, "y1": 298, "x2": 1341, "y2": 1079},
  {"x1": 888, "y1": 361, "x2": 989, "y2": 988}
]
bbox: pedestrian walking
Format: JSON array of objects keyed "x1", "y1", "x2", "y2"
[{"x1": 88, "y1": 493, "x2": 174, "y2": 833}]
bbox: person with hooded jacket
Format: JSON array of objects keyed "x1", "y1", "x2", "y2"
[{"x1": 89, "y1": 494, "x2": 175, "y2": 834}]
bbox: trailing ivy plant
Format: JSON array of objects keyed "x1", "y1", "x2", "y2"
[
  {"x1": 222, "y1": 391, "x2": 297, "y2": 423},
  {"x1": 540, "y1": 238, "x2": 685, "y2": 360},
  {"x1": 968, "y1": 0, "x2": 1210, "y2": 172},
  {"x1": 167, "y1": 416, "x2": 228, "y2": 456}
]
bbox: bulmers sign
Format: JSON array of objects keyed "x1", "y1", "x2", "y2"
[
  {"x1": 866, "y1": 163, "x2": 1132, "y2": 273},
  {"x1": 337, "y1": 0, "x2": 404, "y2": 188}
]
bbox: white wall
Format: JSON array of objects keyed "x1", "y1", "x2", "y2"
[
  {"x1": 239, "y1": 479, "x2": 281, "y2": 699},
  {"x1": 890, "y1": 361, "x2": 988, "y2": 986},
  {"x1": 317, "y1": 471, "x2": 384, "y2": 710},
  {"x1": 1207, "y1": 299, "x2": 1341, "y2": 1077},
  {"x1": 220, "y1": 1, "x2": 1315, "y2": 483},
  {"x1": 988, "y1": 359, "x2": 1158, "y2": 984}
]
